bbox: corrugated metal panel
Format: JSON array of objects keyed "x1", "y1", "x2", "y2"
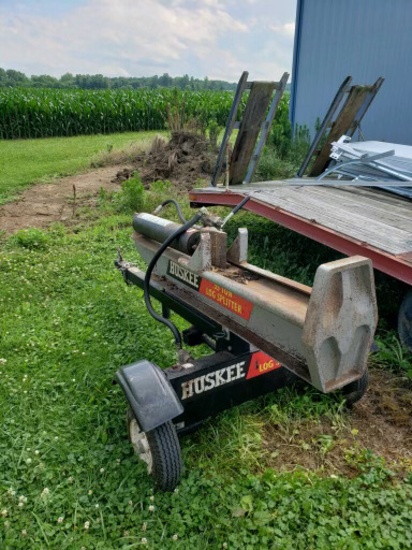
[{"x1": 290, "y1": 0, "x2": 412, "y2": 144}]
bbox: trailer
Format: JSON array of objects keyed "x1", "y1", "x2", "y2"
[
  {"x1": 187, "y1": 73, "x2": 412, "y2": 349},
  {"x1": 115, "y1": 202, "x2": 378, "y2": 491}
]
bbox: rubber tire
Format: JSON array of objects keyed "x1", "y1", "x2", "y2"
[
  {"x1": 398, "y1": 289, "x2": 412, "y2": 352},
  {"x1": 127, "y1": 409, "x2": 182, "y2": 492},
  {"x1": 341, "y1": 368, "x2": 369, "y2": 408}
]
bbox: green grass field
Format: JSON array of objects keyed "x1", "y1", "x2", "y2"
[
  {"x1": 0, "y1": 136, "x2": 411, "y2": 549},
  {"x1": 0, "y1": 131, "x2": 162, "y2": 204}
]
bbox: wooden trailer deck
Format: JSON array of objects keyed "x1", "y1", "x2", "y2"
[{"x1": 189, "y1": 181, "x2": 412, "y2": 286}]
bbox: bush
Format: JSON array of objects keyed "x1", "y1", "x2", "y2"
[
  {"x1": 270, "y1": 96, "x2": 293, "y2": 159},
  {"x1": 255, "y1": 149, "x2": 297, "y2": 181}
]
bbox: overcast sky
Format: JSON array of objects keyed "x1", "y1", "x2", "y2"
[{"x1": 1, "y1": 0, "x2": 297, "y2": 81}]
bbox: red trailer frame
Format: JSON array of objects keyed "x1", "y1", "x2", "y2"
[{"x1": 189, "y1": 184, "x2": 412, "y2": 285}]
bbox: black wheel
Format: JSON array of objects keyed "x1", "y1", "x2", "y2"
[
  {"x1": 127, "y1": 408, "x2": 182, "y2": 492},
  {"x1": 341, "y1": 368, "x2": 369, "y2": 407},
  {"x1": 398, "y1": 289, "x2": 412, "y2": 352}
]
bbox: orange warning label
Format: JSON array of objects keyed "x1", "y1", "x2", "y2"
[
  {"x1": 246, "y1": 351, "x2": 281, "y2": 379},
  {"x1": 199, "y1": 280, "x2": 253, "y2": 320}
]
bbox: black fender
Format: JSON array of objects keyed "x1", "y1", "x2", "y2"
[{"x1": 116, "y1": 360, "x2": 184, "y2": 432}]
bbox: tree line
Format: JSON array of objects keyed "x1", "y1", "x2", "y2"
[{"x1": 0, "y1": 68, "x2": 237, "y2": 91}]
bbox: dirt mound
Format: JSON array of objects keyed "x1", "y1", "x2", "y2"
[{"x1": 112, "y1": 131, "x2": 215, "y2": 188}]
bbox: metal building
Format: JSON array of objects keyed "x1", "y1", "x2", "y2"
[{"x1": 290, "y1": 0, "x2": 412, "y2": 144}]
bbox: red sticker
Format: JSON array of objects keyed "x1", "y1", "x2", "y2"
[
  {"x1": 246, "y1": 351, "x2": 281, "y2": 379},
  {"x1": 199, "y1": 280, "x2": 253, "y2": 320}
]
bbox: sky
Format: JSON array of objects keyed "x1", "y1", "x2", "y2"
[{"x1": 0, "y1": 0, "x2": 297, "y2": 81}]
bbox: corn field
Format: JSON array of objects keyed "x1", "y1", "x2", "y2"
[{"x1": 0, "y1": 88, "x2": 237, "y2": 139}]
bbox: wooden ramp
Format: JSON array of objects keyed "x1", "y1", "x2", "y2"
[
  {"x1": 297, "y1": 76, "x2": 384, "y2": 178},
  {"x1": 211, "y1": 71, "x2": 289, "y2": 187}
]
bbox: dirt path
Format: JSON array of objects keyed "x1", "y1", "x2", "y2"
[
  {"x1": 0, "y1": 166, "x2": 122, "y2": 234},
  {"x1": 0, "y1": 132, "x2": 214, "y2": 235}
]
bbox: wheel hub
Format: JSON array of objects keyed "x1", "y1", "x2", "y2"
[{"x1": 129, "y1": 418, "x2": 153, "y2": 474}]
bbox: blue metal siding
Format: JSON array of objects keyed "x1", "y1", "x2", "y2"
[{"x1": 291, "y1": 0, "x2": 412, "y2": 144}]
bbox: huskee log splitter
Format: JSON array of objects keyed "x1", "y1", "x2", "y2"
[{"x1": 115, "y1": 200, "x2": 377, "y2": 491}]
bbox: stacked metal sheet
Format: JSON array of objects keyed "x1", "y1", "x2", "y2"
[{"x1": 322, "y1": 137, "x2": 412, "y2": 199}]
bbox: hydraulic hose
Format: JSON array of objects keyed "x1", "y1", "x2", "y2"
[
  {"x1": 143, "y1": 211, "x2": 203, "y2": 349},
  {"x1": 220, "y1": 195, "x2": 251, "y2": 228},
  {"x1": 152, "y1": 199, "x2": 187, "y2": 224}
]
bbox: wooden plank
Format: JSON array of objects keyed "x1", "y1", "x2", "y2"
[
  {"x1": 281, "y1": 181, "x2": 412, "y2": 219},
  {"x1": 254, "y1": 187, "x2": 408, "y2": 236},
  {"x1": 253, "y1": 188, "x2": 411, "y2": 254},
  {"x1": 229, "y1": 82, "x2": 275, "y2": 185},
  {"x1": 191, "y1": 183, "x2": 412, "y2": 249},
  {"x1": 309, "y1": 85, "x2": 376, "y2": 177},
  {"x1": 345, "y1": 77, "x2": 385, "y2": 138},
  {"x1": 305, "y1": 188, "x2": 412, "y2": 229},
  {"x1": 303, "y1": 190, "x2": 412, "y2": 233},
  {"x1": 241, "y1": 180, "x2": 412, "y2": 217},
  {"x1": 244, "y1": 72, "x2": 289, "y2": 184},
  {"x1": 333, "y1": 186, "x2": 412, "y2": 214}
]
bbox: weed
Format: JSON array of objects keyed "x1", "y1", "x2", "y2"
[
  {"x1": 146, "y1": 179, "x2": 173, "y2": 207},
  {"x1": 166, "y1": 88, "x2": 188, "y2": 133},
  {"x1": 207, "y1": 120, "x2": 223, "y2": 149},
  {"x1": 372, "y1": 333, "x2": 412, "y2": 377},
  {"x1": 97, "y1": 186, "x2": 109, "y2": 203},
  {"x1": 113, "y1": 173, "x2": 145, "y2": 213},
  {"x1": 9, "y1": 228, "x2": 49, "y2": 250}
]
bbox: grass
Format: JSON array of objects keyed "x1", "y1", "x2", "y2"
[
  {"x1": 0, "y1": 131, "x2": 164, "y2": 204},
  {"x1": 0, "y1": 175, "x2": 411, "y2": 548},
  {"x1": 1, "y1": 214, "x2": 412, "y2": 549}
]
